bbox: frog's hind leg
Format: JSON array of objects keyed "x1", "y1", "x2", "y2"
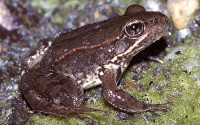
[
  {"x1": 102, "y1": 69, "x2": 173, "y2": 113},
  {"x1": 25, "y1": 90, "x2": 104, "y2": 118},
  {"x1": 20, "y1": 70, "x2": 104, "y2": 119}
]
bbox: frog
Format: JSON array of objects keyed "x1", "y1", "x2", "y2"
[{"x1": 19, "y1": 4, "x2": 172, "y2": 120}]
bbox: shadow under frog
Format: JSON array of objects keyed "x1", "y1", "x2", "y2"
[{"x1": 20, "y1": 4, "x2": 172, "y2": 120}]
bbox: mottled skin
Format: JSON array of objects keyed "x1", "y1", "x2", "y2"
[{"x1": 20, "y1": 4, "x2": 172, "y2": 119}]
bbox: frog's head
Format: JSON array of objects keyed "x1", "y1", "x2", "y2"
[{"x1": 110, "y1": 4, "x2": 169, "y2": 66}]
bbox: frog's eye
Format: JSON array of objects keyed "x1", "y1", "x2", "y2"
[{"x1": 124, "y1": 21, "x2": 144, "y2": 38}]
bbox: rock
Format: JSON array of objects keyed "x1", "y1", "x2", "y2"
[
  {"x1": 167, "y1": 0, "x2": 199, "y2": 29},
  {"x1": 0, "y1": 1, "x2": 14, "y2": 30}
]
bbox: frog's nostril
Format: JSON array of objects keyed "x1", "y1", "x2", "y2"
[
  {"x1": 165, "y1": 18, "x2": 169, "y2": 25},
  {"x1": 154, "y1": 17, "x2": 159, "y2": 23}
]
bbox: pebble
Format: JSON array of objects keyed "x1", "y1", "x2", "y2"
[
  {"x1": 132, "y1": 74, "x2": 142, "y2": 81},
  {"x1": 177, "y1": 28, "x2": 191, "y2": 39},
  {"x1": 167, "y1": 0, "x2": 199, "y2": 29},
  {"x1": 118, "y1": 112, "x2": 131, "y2": 120},
  {"x1": 153, "y1": 67, "x2": 163, "y2": 75},
  {"x1": 195, "y1": 11, "x2": 200, "y2": 24},
  {"x1": 0, "y1": 1, "x2": 14, "y2": 30}
]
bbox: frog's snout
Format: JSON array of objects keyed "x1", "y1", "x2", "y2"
[
  {"x1": 164, "y1": 16, "x2": 170, "y2": 27},
  {"x1": 158, "y1": 14, "x2": 170, "y2": 31}
]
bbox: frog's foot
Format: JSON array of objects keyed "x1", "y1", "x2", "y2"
[
  {"x1": 142, "y1": 102, "x2": 173, "y2": 112},
  {"x1": 20, "y1": 70, "x2": 104, "y2": 119},
  {"x1": 102, "y1": 69, "x2": 173, "y2": 113}
]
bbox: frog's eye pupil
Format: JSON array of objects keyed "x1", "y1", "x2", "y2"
[
  {"x1": 130, "y1": 24, "x2": 138, "y2": 31},
  {"x1": 125, "y1": 21, "x2": 144, "y2": 38}
]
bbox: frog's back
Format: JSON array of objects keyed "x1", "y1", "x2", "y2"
[{"x1": 51, "y1": 16, "x2": 125, "y2": 58}]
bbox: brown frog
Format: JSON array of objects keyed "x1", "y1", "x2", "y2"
[{"x1": 20, "y1": 4, "x2": 172, "y2": 119}]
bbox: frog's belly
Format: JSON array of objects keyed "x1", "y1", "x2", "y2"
[
  {"x1": 74, "y1": 62, "x2": 125, "y2": 90},
  {"x1": 66, "y1": 62, "x2": 123, "y2": 90},
  {"x1": 74, "y1": 66, "x2": 103, "y2": 90},
  {"x1": 78, "y1": 73, "x2": 102, "y2": 90}
]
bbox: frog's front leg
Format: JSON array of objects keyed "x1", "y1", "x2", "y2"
[
  {"x1": 20, "y1": 70, "x2": 104, "y2": 119},
  {"x1": 102, "y1": 68, "x2": 173, "y2": 113}
]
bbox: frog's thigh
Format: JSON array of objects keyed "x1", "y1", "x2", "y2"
[
  {"x1": 20, "y1": 70, "x2": 103, "y2": 117},
  {"x1": 45, "y1": 72, "x2": 84, "y2": 107}
]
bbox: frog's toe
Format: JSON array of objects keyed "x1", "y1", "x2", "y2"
[
  {"x1": 148, "y1": 102, "x2": 173, "y2": 112},
  {"x1": 73, "y1": 113, "x2": 94, "y2": 124}
]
